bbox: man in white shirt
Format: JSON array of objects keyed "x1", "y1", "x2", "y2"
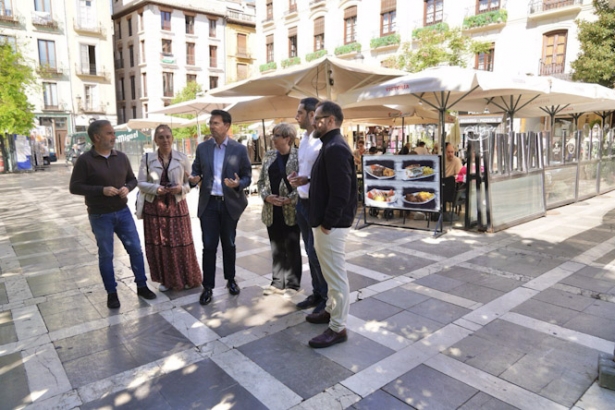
[
  {"x1": 288, "y1": 97, "x2": 327, "y2": 313},
  {"x1": 414, "y1": 141, "x2": 429, "y2": 155}
]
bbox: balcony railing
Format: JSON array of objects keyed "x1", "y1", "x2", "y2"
[
  {"x1": 32, "y1": 11, "x2": 58, "y2": 28},
  {"x1": 226, "y1": 10, "x2": 255, "y2": 24},
  {"x1": 210, "y1": 57, "x2": 217, "y2": 68},
  {"x1": 74, "y1": 20, "x2": 104, "y2": 35},
  {"x1": 309, "y1": 0, "x2": 326, "y2": 7},
  {"x1": 43, "y1": 103, "x2": 60, "y2": 110},
  {"x1": 528, "y1": 0, "x2": 582, "y2": 15},
  {"x1": 236, "y1": 47, "x2": 251, "y2": 58},
  {"x1": 37, "y1": 63, "x2": 63, "y2": 76},
  {"x1": 114, "y1": 59, "x2": 124, "y2": 70},
  {"x1": 75, "y1": 64, "x2": 108, "y2": 79},
  {"x1": 0, "y1": 8, "x2": 17, "y2": 23},
  {"x1": 161, "y1": 20, "x2": 171, "y2": 31},
  {"x1": 81, "y1": 104, "x2": 105, "y2": 114},
  {"x1": 186, "y1": 55, "x2": 195, "y2": 65},
  {"x1": 540, "y1": 61, "x2": 565, "y2": 76}
]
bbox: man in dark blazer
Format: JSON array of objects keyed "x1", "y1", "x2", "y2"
[{"x1": 189, "y1": 109, "x2": 252, "y2": 306}]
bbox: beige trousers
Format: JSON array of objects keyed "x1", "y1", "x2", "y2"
[{"x1": 313, "y1": 226, "x2": 350, "y2": 333}]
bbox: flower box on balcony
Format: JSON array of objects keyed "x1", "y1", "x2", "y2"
[
  {"x1": 305, "y1": 49, "x2": 327, "y2": 62},
  {"x1": 370, "y1": 34, "x2": 401, "y2": 50},
  {"x1": 259, "y1": 61, "x2": 277, "y2": 73},
  {"x1": 281, "y1": 56, "x2": 301, "y2": 68},
  {"x1": 334, "y1": 42, "x2": 361, "y2": 56},
  {"x1": 463, "y1": 9, "x2": 508, "y2": 30},
  {"x1": 412, "y1": 22, "x2": 449, "y2": 39}
]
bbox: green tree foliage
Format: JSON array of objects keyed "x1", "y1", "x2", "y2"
[
  {"x1": 170, "y1": 81, "x2": 208, "y2": 140},
  {"x1": 385, "y1": 25, "x2": 491, "y2": 73},
  {"x1": 0, "y1": 43, "x2": 37, "y2": 135},
  {"x1": 571, "y1": 0, "x2": 615, "y2": 87}
]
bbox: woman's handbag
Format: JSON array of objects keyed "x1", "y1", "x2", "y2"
[{"x1": 135, "y1": 153, "x2": 148, "y2": 219}]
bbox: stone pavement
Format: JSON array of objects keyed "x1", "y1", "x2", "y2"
[{"x1": 2, "y1": 163, "x2": 615, "y2": 410}]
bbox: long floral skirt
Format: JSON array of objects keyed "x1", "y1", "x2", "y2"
[{"x1": 143, "y1": 195, "x2": 202, "y2": 290}]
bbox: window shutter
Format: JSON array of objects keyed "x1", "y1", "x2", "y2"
[
  {"x1": 288, "y1": 26, "x2": 297, "y2": 37},
  {"x1": 381, "y1": 0, "x2": 396, "y2": 13},
  {"x1": 266, "y1": 34, "x2": 273, "y2": 44},
  {"x1": 344, "y1": 6, "x2": 357, "y2": 19},
  {"x1": 314, "y1": 17, "x2": 324, "y2": 35}
]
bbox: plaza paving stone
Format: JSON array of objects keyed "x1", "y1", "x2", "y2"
[{"x1": 1, "y1": 164, "x2": 615, "y2": 409}]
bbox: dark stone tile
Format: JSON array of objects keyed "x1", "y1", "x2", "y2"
[
  {"x1": 508, "y1": 238, "x2": 592, "y2": 259},
  {"x1": 352, "y1": 389, "x2": 413, "y2": 410},
  {"x1": 561, "y1": 271, "x2": 615, "y2": 294},
  {"x1": 532, "y1": 288, "x2": 595, "y2": 311},
  {"x1": 511, "y1": 299, "x2": 579, "y2": 327},
  {"x1": 438, "y1": 266, "x2": 490, "y2": 283},
  {"x1": 0, "y1": 283, "x2": 9, "y2": 305},
  {"x1": 42, "y1": 304, "x2": 103, "y2": 332},
  {"x1": 468, "y1": 248, "x2": 563, "y2": 277},
  {"x1": 408, "y1": 298, "x2": 471, "y2": 325},
  {"x1": 472, "y1": 320, "x2": 550, "y2": 355},
  {"x1": 12, "y1": 243, "x2": 50, "y2": 257},
  {"x1": 350, "y1": 298, "x2": 403, "y2": 322},
  {"x1": 474, "y1": 275, "x2": 524, "y2": 292},
  {"x1": 238, "y1": 330, "x2": 353, "y2": 399},
  {"x1": 184, "y1": 285, "x2": 296, "y2": 337},
  {"x1": 372, "y1": 288, "x2": 430, "y2": 310},
  {"x1": 458, "y1": 392, "x2": 518, "y2": 410},
  {"x1": 564, "y1": 313, "x2": 615, "y2": 341},
  {"x1": 582, "y1": 299, "x2": 615, "y2": 320},
  {"x1": 444, "y1": 334, "x2": 526, "y2": 376},
  {"x1": 404, "y1": 238, "x2": 474, "y2": 258},
  {"x1": 381, "y1": 311, "x2": 443, "y2": 342},
  {"x1": 383, "y1": 364, "x2": 477, "y2": 409},
  {"x1": 413, "y1": 273, "x2": 465, "y2": 292},
  {"x1": 448, "y1": 283, "x2": 505, "y2": 303},
  {"x1": 37, "y1": 293, "x2": 93, "y2": 317},
  {"x1": 81, "y1": 386, "x2": 171, "y2": 410},
  {"x1": 347, "y1": 252, "x2": 434, "y2": 277},
  {"x1": 570, "y1": 227, "x2": 615, "y2": 244},
  {"x1": 0, "y1": 353, "x2": 31, "y2": 409},
  {"x1": 54, "y1": 325, "x2": 126, "y2": 363},
  {"x1": 347, "y1": 271, "x2": 378, "y2": 292},
  {"x1": 235, "y1": 252, "x2": 273, "y2": 275},
  {"x1": 63, "y1": 345, "x2": 142, "y2": 387}
]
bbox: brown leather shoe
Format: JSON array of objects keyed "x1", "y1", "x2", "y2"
[
  {"x1": 309, "y1": 328, "x2": 348, "y2": 348},
  {"x1": 306, "y1": 310, "x2": 330, "y2": 324}
]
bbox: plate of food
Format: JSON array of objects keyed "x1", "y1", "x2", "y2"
[
  {"x1": 365, "y1": 163, "x2": 395, "y2": 179},
  {"x1": 403, "y1": 164, "x2": 435, "y2": 181},
  {"x1": 403, "y1": 191, "x2": 436, "y2": 205},
  {"x1": 365, "y1": 188, "x2": 397, "y2": 206}
]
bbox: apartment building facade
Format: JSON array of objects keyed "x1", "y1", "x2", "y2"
[
  {"x1": 0, "y1": 0, "x2": 117, "y2": 156},
  {"x1": 112, "y1": 0, "x2": 256, "y2": 124},
  {"x1": 256, "y1": 0, "x2": 601, "y2": 82}
]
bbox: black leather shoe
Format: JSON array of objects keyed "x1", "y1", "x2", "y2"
[
  {"x1": 137, "y1": 286, "x2": 157, "y2": 300},
  {"x1": 306, "y1": 310, "x2": 330, "y2": 324},
  {"x1": 309, "y1": 328, "x2": 348, "y2": 348},
  {"x1": 199, "y1": 287, "x2": 213, "y2": 305},
  {"x1": 107, "y1": 293, "x2": 120, "y2": 309},
  {"x1": 312, "y1": 299, "x2": 327, "y2": 314},
  {"x1": 296, "y1": 294, "x2": 323, "y2": 310},
  {"x1": 227, "y1": 280, "x2": 240, "y2": 295}
]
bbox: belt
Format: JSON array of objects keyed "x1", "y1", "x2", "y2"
[
  {"x1": 211, "y1": 195, "x2": 224, "y2": 201},
  {"x1": 299, "y1": 197, "x2": 309, "y2": 204}
]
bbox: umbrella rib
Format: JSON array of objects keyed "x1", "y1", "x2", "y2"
[
  {"x1": 513, "y1": 94, "x2": 543, "y2": 113},
  {"x1": 447, "y1": 85, "x2": 480, "y2": 110},
  {"x1": 412, "y1": 92, "x2": 439, "y2": 111}
]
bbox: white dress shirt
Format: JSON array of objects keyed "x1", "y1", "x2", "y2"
[{"x1": 297, "y1": 130, "x2": 322, "y2": 199}]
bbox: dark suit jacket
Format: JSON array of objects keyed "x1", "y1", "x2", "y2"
[{"x1": 191, "y1": 137, "x2": 252, "y2": 220}]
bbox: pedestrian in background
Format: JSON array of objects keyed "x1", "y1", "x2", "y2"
[
  {"x1": 305, "y1": 101, "x2": 358, "y2": 348},
  {"x1": 69, "y1": 120, "x2": 156, "y2": 309},
  {"x1": 137, "y1": 124, "x2": 201, "y2": 292},
  {"x1": 188, "y1": 110, "x2": 252, "y2": 306},
  {"x1": 257, "y1": 122, "x2": 302, "y2": 296},
  {"x1": 289, "y1": 97, "x2": 327, "y2": 314}
]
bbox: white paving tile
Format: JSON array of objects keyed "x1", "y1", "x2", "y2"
[
  {"x1": 12, "y1": 305, "x2": 47, "y2": 340},
  {"x1": 402, "y1": 283, "x2": 482, "y2": 309},
  {"x1": 291, "y1": 383, "x2": 360, "y2": 410},
  {"x1": 463, "y1": 287, "x2": 539, "y2": 326},
  {"x1": 0, "y1": 334, "x2": 50, "y2": 357},
  {"x1": 426, "y1": 354, "x2": 568, "y2": 410},
  {"x1": 220, "y1": 311, "x2": 305, "y2": 348},
  {"x1": 346, "y1": 263, "x2": 393, "y2": 282},
  {"x1": 211, "y1": 349, "x2": 303, "y2": 410},
  {"x1": 575, "y1": 381, "x2": 615, "y2": 410},
  {"x1": 159, "y1": 307, "x2": 220, "y2": 346},
  {"x1": 364, "y1": 276, "x2": 413, "y2": 294},
  {"x1": 502, "y1": 312, "x2": 614, "y2": 354},
  {"x1": 346, "y1": 314, "x2": 413, "y2": 352},
  {"x1": 26, "y1": 390, "x2": 82, "y2": 410},
  {"x1": 414, "y1": 323, "x2": 473, "y2": 357},
  {"x1": 5, "y1": 277, "x2": 33, "y2": 303},
  {"x1": 22, "y1": 343, "x2": 72, "y2": 402}
]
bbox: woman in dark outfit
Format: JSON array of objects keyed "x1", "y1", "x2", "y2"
[{"x1": 257, "y1": 123, "x2": 301, "y2": 296}]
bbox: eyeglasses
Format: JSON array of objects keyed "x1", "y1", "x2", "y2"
[
  {"x1": 273, "y1": 133, "x2": 286, "y2": 138},
  {"x1": 314, "y1": 115, "x2": 332, "y2": 122}
]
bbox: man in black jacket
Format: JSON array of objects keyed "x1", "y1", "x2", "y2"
[{"x1": 305, "y1": 101, "x2": 357, "y2": 348}]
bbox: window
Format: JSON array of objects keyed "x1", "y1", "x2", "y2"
[
  {"x1": 138, "y1": 12, "x2": 143, "y2": 31},
  {"x1": 314, "y1": 17, "x2": 324, "y2": 51},
  {"x1": 209, "y1": 18, "x2": 216, "y2": 37},
  {"x1": 237, "y1": 63, "x2": 248, "y2": 81},
  {"x1": 187, "y1": 74, "x2": 197, "y2": 83},
  {"x1": 78, "y1": 0, "x2": 95, "y2": 29},
  {"x1": 140, "y1": 40, "x2": 145, "y2": 63},
  {"x1": 344, "y1": 6, "x2": 357, "y2": 44},
  {"x1": 127, "y1": 17, "x2": 132, "y2": 36},
  {"x1": 80, "y1": 44, "x2": 97, "y2": 75},
  {"x1": 163, "y1": 72, "x2": 173, "y2": 97},
  {"x1": 209, "y1": 76, "x2": 218, "y2": 90},
  {"x1": 161, "y1": 10, "x2": 171, "y2": 30},
  {"x1": 475, "y1": 44, "x2": 494, "y2": 71},
  {"x1": 186, "y1": 42, "x2": 195, "y2": 65},
  {"x1": 162, "y1": 39, "x2": 172, "y2": 54},
  {"x1": 185, "y1": 15, "x2": 194, "y2": 34},
  {"x1": 209, "y1": 45, "x2": 217, "y2": 67},
  {"x1": 266, "y1": 34, "x2": 274, "y2": 63},
  {"x1": 424, "y1": 0, "x2": 443, "y2": 26},
  {"x1": 128, "y1": 45, "x2": 134, "y2": 67},
  {"x1": 477, "y1": 0, "x2": 499, "y2": 13},
  {"x1": 38, "y1": 39, "x2": 56, "y2": 68},
  {"x1": 143, "y1": 103, "x2": 148, "y2": 117},
  {"x1": 266, "y1": 0, "x2": 273, "y2": 20},
  {"x1": 120, "y1": 106, "x2": 125, "y2": 123},
  {"x1": 541, "y1": 30, "x2": 567, "y2": 76},
  {"x1": 1, "y1": 0, "x2": 13, "y2": 18},
  {"x1": 117, "y1": 48, "x2": 124, "y2": 68},
  {"x1": 43, "y1": 82, "x2": 58, "y2": 109},
  {"x1": 84, "y1": 84, "x2": 98, "y2": 111},
  {"x1": 116, "y1": 20, "x2": 121, "y2": 39},
  {"x1": 120, "y1": 77, "x2": 125, "y2": 100},
  {"x1": 289, "y1": 0, "x2": 297, "y2": 12},
  {"x1": 0, "y1": 34, "x2": 16, "y2": 49},
  {"x1": 142, "y1": 73, "x2": 147, "y2": 97},
  {"x1": 381, "y1": 0, "x2": 396, "y2": 36},
  {"x1": 130, "y1": 75, "x2": 135, "y2": 99},
  {"x1": 288, "y1": 27, "x2": 297, "y2": 58},
  {"x1": 34, "y1": 0, "x2": 51, "y2": 12},
  {"x1": 237, "y1": 33, "x2": 247, "y2": 57},
  {"x1": 131, "y1": 106, "x2": 137, "y2": 120}
]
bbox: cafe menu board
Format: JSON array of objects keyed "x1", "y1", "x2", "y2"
[{"x1": 363, "y1": 155, "x2": 441, "y2": 212}]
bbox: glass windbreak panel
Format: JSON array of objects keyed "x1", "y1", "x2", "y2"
[
  {"x1": 590, "y1": 125, "x2": 601, "y2": 160},
  {"x1": 564, "y1": 130, "x2": 579, "y2": 163},
  {"x1": 602, "y1": 127, "x2": 612, "y2": 158},
  {"x1": 545, "y1": 165, "x2": 577, "y2": 207},
  {"x1": 600, "y1": 157, "x2": 615, "y2": 193},
  {"x1": 577, "y1": 160, "x2": 599, "y2": 198},
  {"x1": 490, "y1": 173, "x2": 545, "y2": 229}
]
